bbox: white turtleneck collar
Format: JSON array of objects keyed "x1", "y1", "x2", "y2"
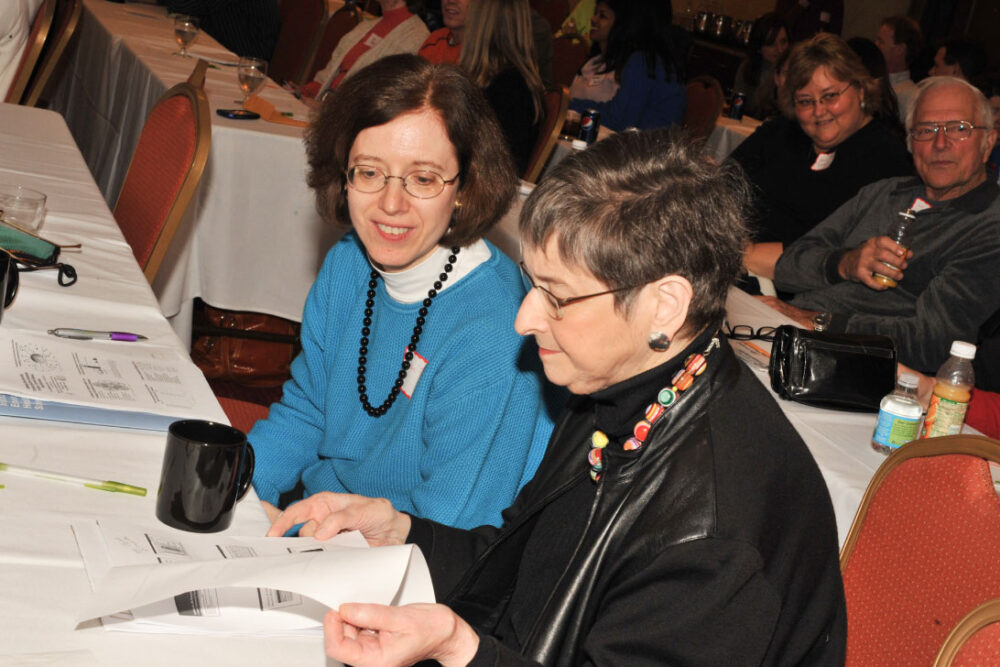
[{"x1": 371, "y1": 239, "x2": 493, "y2": 303}]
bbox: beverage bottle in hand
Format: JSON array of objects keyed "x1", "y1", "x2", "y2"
[
  {"x1": 873, "y1": 209, "x2": 915, "y2": 288},
  {"x1": 920, "y1": 341, "x2": 976, "y2": 438}
]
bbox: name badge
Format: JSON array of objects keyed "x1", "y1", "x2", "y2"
[
  {"x1": 364, "y1": 33, "x2": 383, "y2": 48},
  {"x1": 400, "y1": 348, "x2": 428, "y2": 399}
]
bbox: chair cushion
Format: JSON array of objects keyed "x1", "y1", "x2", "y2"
[{"x1": 843, "y1": 454, "x2": 1000, "y2": 664}]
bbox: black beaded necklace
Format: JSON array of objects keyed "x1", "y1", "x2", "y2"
[{"x1": 357, "y1": 247, "x2": 460, "y2": 417}]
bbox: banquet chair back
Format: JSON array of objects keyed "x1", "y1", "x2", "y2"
[
  {"x1": 22, "y1": 0, "x2": 82, "y2": 108},
  {"x1": 217, "y1": 396, "x2": 271, "y2": 437},
  {"x1": 550, "y1": 34, "x2": 587, "y2": 90},
  {"x1": 270, "y1": 0, "x2": 329, "y2": 85},
  {"x1": 4, "y1": 0, "x2": 56, "y2": 104},
  {"x1": 113, "y1": 60, "x2": 211, "y2": 284},
  {"x1": 307, "y1": 4, "x2": 363, "y2": 83},
  {"x1": 523, "y1": 85, "x2": 569, "y2": 184},
  {"x1": 935, "y1": 597, "x2": 1000, "y2": 666},
  {"x1": 840, "y1": 435, "x2": 1000, "y2": 665},
  {"x1": 682, "y1": 75, "x2": 724, "y2": 141},
  {"x1": 530, "y1": 0, "x2": 570, "y2": 31}
]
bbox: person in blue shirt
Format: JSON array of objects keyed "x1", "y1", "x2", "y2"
[
  {"x1": 568, "y1": 0, "x2": 685, "y2": 132},
  {"x1": 250, "y1": 55, "x2": 560, "y2": 530}
]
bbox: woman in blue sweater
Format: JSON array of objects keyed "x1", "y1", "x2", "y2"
[
  {"x1": 568, "y1": 0, "x2": 685, "y2": 132},
  {"x1": 250, "y1": 55, "x2": 559, "y2": 530}
]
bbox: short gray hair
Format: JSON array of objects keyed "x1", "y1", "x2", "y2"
[
  {"x1": 905, "y1": 76, "x2": 995, "y2": 151},
  {"x1": 519, "y1": 129, "x2": 749, "y2": 336}
]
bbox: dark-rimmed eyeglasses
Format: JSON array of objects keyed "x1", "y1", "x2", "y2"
[
  {"x1": 519, "y1": 262, "x2": 641, "y2": 320},
  {"x1": 1, "y1": 249, "x2": 19, "y2": 313},
  {"x1": 345, "y1": 165, "x2": 459, "y2": 199},
  {"x1": 724, "y1": 322, "x2": 776, "y2": 342},
  {"x1": 908, "y1": 121, "x2": 990, "y2": 142},
  {"x1": 793, "y1": 83, "x2": 854, "y2": 110}
]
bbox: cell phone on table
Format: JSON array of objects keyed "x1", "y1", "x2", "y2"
[{"x1": 216, "y1": 108, "x2": 260, "y2": 120}]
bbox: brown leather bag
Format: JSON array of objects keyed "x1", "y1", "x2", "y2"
[{"x1": 191, "y1": 302, "x2": 301, "y2": 388}]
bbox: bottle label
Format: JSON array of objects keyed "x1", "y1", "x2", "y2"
[
  {"x1": 921, "y1": 395, "x2": 970, "y2": 438},
  {"x1": 873, "y1": 410, "x2": 921, "y2": 449}
]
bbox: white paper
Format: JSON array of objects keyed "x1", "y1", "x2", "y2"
[
  {"x1": 0, "y1": 330, "x2": 225, "y2": 428},
  {"x1": 72, "y1": 520, "x2": 435, "y2": 636}
]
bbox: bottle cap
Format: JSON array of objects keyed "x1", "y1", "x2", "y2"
[
  {"x1": 571, "y1": 139, "x2": 588, "y2": 151},
  {"x1": 898, "y1": 372, "x2": 919, "y2": 389},
  {"x1": 950, "y1": 340, "x2": 977, "y2": 359}
]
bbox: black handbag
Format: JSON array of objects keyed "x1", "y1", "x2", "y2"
[{"x1": 768, "y1": 325, "x2": 897, "y2": 412}]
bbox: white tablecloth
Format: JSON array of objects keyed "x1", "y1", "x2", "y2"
[
  {"x1": 0, "y1": 103, "x2": 328, "y2": 665},
  {"x1": 705, "y1": 114, "x2": 761, "y2": 162},
  {"x1": 50, "y1": 0, "x2": 341, "y2": 344}
]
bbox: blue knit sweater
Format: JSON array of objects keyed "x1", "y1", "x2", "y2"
[{"x1": 250, "y1": 234, "x2": 558, "y2": 529}]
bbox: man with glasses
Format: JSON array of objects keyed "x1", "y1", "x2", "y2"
[{"x1": 759, "y1": 77, "x2": 1000, "y2": 372}]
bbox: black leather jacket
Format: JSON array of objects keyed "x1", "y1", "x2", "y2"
[{"x1": 411, "y1": 337, "x2": 847, "y2": 666}]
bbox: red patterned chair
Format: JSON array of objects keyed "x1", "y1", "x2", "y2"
[
  {"x1": 682, "y1": 75, "x2": 724, "y2": 142},
  {"x1": 217, "y1": 396, "x2": 271, "y2": 436},
  {"x1": 113, "y1": 60, "x2": 211, "y2": 284},
  {"x1": 840, "y1": 435, "x2": 1000, "y2": 665},
  {"x1": 523, "y1": 85, "x2": 569, "y2": 184},
  {"x1": 936, "y1": 597, "x2": 1000, "y2": 666},
  {"x1": 550, "y1": 34, "x2": 587, "y2": 90},
  {"x1": 270, "y1": 0, "x2": 328, "y2": 85},
  {"x1": 22, "y1": 0, "x2": 82, "y2": 107},
  {"x1": 4, "y1": 0, "x2": 55, "y2": 104}
]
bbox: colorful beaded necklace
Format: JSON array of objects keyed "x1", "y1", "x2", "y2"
[{"x1": 588, "y1": 335, "x2": 720, "y2": 482}]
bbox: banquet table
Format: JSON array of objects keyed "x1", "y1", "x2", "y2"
[
  {"x1": 50, "y1": 0, "x2": 341, "y2": 344},
  {"x1": 705, "y1": 114, "x2": 762, "y2": 162},
  {"x1": 0, "y1": 103, "x2": 329, "y2": 665}
]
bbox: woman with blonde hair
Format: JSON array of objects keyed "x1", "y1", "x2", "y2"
[{"x1": 459, "y1": 0, "x2": 544, "y2": 175}]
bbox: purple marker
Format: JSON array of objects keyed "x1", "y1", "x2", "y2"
[{"x1": 48, "y1": 328, "x2": 148, "y2": 341}]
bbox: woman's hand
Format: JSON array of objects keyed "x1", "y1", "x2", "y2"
[
  {"x1": 838, "y1": 236, "x2": 913, "y2": 289},
  {"x1": 324, "y1": 603, "x2": 480, "y2": 667},
  {"x1": 266, "y1": 492, "x2": 411, "y2": 545}
]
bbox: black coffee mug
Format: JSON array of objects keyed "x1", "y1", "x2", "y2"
[
  {"x1": 0, "y1": 249, "x2": 19, "y2": 325},
  {"x1": 156, "y1": 420, "x2": 255, "y2": 532}
]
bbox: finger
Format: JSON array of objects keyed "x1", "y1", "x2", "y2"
[
  {"x1": 337, "y1": 603, "x2": 399, "y2": 634},
  {"x1": 325, "y1": 610, "x2": 365, "y2": 663},
  {"x1": 297, "y1": 519, "x2": 318, "y2": 537}
]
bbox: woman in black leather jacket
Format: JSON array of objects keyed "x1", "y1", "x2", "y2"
[{"x1": 270, "y1": 129, "x2": 848, "y2": 666}]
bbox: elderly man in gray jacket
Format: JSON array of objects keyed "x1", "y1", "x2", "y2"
[{"x1": 751, "y1": 76, "x2": 1000, "y2": 372}]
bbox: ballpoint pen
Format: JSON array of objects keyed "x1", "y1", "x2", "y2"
[
  {"x1": 0, "y1": 462, "x2": 147, "y2": 496},
  {"x1": 48, "y1": 328, "x2": 148, "y2": 341}
]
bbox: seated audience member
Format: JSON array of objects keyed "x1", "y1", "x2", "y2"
[
  {"x1": 982, "y1": 77, "x2": 1000, "y2": 182},
  {"x1": 559, "y1": 0, "x2": 596, "y2": 46},
  {"x1": 0, "y1": 0, "x2": 38, "y2": 101},
  {"x1": 568, "y1": 1, "x2": 618, "y2": 105},
  {"x1": 929, "y1": 40, "x2": 987, "y2": 84},
  {"x1": 761, "y1": 77, "x2": 1000, "y2": 372},
  {"x1": 270, "y1": 129, "x2": 847, "y2": 666},
  {"x1": 731, "y1": 13, "x2": 789, "y2": 120},
  {"x1": 420, "y1": 0, "x2": 465, "y2": 64},
  {"x1": 459, "y1": 0, "x2": 544, "y2": 176},
  {"x1": 733, "y1": 33, "x2": 913, "y2": 269},
  {"x1": 250, "y1": 55, "x2": 558, "y2": 530},
  {"x1": 568, "y1": 0, "x2": 685, "y2": 132},
  {"x1": 875, "y1": 15, "x2": 922, "y2": 122},
  {"x1": 420, "y1": 0, "x2": 552, "y2": 88},
  {"x1": 775, "y1": 0, "x2": 842, "y2": 41},
  {"x1": 302, "y1": 0, "x2": 428, "y2": 99},
  {"x1": 166, "y1": 0, "x2": 280, "y2": 61},
  {"x1": 847, "y1": 37, "x2": 904, "y2": 140}
]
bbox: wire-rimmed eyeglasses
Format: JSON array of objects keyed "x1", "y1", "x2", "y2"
[
  {"x1": 345, "y1": 165, "x2": 459, "y2": 199},
  {"x1": 519, "y1": 262, "x2": 641, "y2": 320},
  {"x1": 908, "y1": 121, "x2": 990, "y2": 142},
  {"x1": 724, "y1": 322, "x2": 776, "y2": 342},
  {"x1": 793, "y1": 83, "x2": 854, "y2": 110}
]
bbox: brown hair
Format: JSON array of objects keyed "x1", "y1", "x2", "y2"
[
  {"x1": 881, "y1": 15, "x2": 922, "y2": 67},
  {"x1": 780, "y1": 33, "x2": 880, "y2": 119},
  {"x1": 305, "y1": 54, "x2": 518, "y2": 248},
  {"x1": 519, "y1": 129, "x2": 749, "y2": 335}
]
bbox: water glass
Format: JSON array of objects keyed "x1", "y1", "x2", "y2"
[
  {"x1": 0, "y1": 185, "x2": 46, "y2": 232},
  {"x1": 173, "y1": 15, "x2": 199, "y2": 57},
  {"x1": 237, "y1": 57, "x2": 268, "y2": 107}
]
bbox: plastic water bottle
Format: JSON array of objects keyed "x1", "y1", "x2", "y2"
[
  {"x1": 920, "y1": 341, "x2": 977, "y2": 439},
  {"x1": 873, "y1": 208, "x2": 916, "y2": 288},
  {"x1": 871, "y1": 373, "x2": 923, "y2": 455}
]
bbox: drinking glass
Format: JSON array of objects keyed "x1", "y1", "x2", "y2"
[
  {"x1": 237, "y1": 57, "x2": 268, "y2": 107},
  {"x1": 173, "y1": 15, "x2": 199, "y2": 57},
  {"x1": 0, "y1": 184, "x2": 47, "y2": 232}
]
